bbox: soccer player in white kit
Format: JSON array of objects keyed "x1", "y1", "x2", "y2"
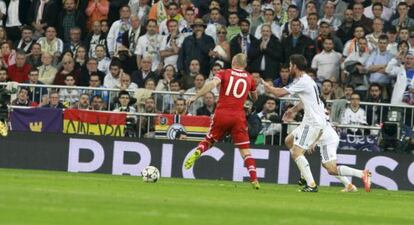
[{"x1": 263, "y1": 54, "x2": 371, "y2": 192}]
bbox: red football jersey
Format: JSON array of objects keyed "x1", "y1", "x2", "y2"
[{"x1": 214, "y1": 68, "x2": 256, "y2": 111}]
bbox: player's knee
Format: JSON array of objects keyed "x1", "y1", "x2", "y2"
[
  {"x1": 290, "y1": 146, "x2": 303, "y2": 160},
  {"x1": 285, "y1": 135, "x2": 293, "y2": 149},
  {"x1": 324, "y1": 164, "x2": 338, "y2": 175}
]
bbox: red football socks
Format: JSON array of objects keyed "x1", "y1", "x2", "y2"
[{"x1": 244, "y1": 154, "x2": 257, "y2": 182}]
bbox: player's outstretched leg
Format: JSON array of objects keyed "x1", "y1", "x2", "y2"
[
  {"x1": 337, "y1": 166, "x2": 371, "y2": 192},
  {"x1": 184, "y1": 139, "x2": 213, "y2": 170},
  {"x1": 239, "y1": 149, "x2": 260, "y2": 190}
]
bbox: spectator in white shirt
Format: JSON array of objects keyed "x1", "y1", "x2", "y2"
[
  {"x1": 135, "y1": 19, "x2": 163, "y2": 72},
  {"x1": 106, "y1": 5, "x2": 131, "y2": 57},
  {"x1": 160, "y1": 19, "x2": 184, "y2": 70},
  {"x1": 299, "y1": 1, "x2": 317, "y2": 30},
  {"x1": 103, "y1": 60, "x2": 122, "y2": 88},
  {"x1": 59, "y1": 74, "x2": 80, "y2": 108},
  {"x1": 311, "y1": 37, "x2": 342, "y2": 81},
  {"x1": 95, "y1": 44, "x2": 111, "y2": 74},
  {"x1": 341, "y1": 93, "x2": 367, "y2": 135},
  {"x1": 318, "y1": 1, "x2": 341, "y2": 31}
]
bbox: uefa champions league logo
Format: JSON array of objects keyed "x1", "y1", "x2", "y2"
[{"x1": 166, "y1": 124, "x2": 186, "y2": 140}]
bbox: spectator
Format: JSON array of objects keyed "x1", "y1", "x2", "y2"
[
  {"x1": 230, "y1": 19, "x2": 260, "y2": 72},
  {"x1": 386, "y1": 49, "x2": 414, "y2": 105},
  {"x1": 107, "y1": 0, "x2": 129, "y2": 25},
  {"x1": 59, "y1": 74, "x2": 79, "y2": 107},
  {"x1": 365, "y1": 35, "x2": 394, "y2": 98},
  {"x1": 53, "y1": 55, "x2": 80, "y2": 85},
  {"x1": 100, "y1": 19, "x2": 109, "y2": 35},
  {"x1": 63, "y1": 27, "x2": 84, "y2": 54},
  {"x1": 37, "y1": 26, "x2": 64, "y2": 60},
  {"x1": 210, "y1": 25, "x2": 231, "y2": 66},
  {"x1": 85, "y1": 21, "x2": 107, "y2": 59},
  {"x1": 24, "y1": 68, "x2": 48, "y2": 104},
  {"x1": 391, "y1": 2, "x2": 414, "y2": 29},
  {"x1": 352, "y1": 2, "x2": 373, "y2": 34},
  {"x1": 224, "y1": 0, "x2": 248, "y2": 21},
  {"x1": 37, "y1": 52, "x2": 57, "y2": 85},
  {"x1": 26, "y1": 43, "x2": 42, "y2": 68},
  {"x1": 364, "y1": 1, "x2": 392, "y2": 21},
  {"x1": 72, "y1": 93, "x2": 90, "y2": 110},
  {"x1": 244, "y1": 99, "x2": 262, "y2": 143},
  {"x1": 366, "y1": 83, "x2": 388, "y2": 125},
  {"x1": 95, "y1": 44, "x2": 110, "y2": 74},
  {"x1": 156, "y1": 64, "x2": 177, "y2": 91},
  {"x1": 273, "y1": 64, "x2": 292, "y2": 88},
  {"x1": 90, "y1": 95, "x2": 105, "y2": 111},
  {"x1": 119, "y1": 15, "x2": 146, "y2": 72},
  {"x1": 12, "y1": 88, "x2": 35, "y2": 107},
  {"x1": 172, "y1": 98, "x2": 187, "y2": 115},
  {"x1": 119, "y1": 73, "x2": 138, "y2": 91},
  {"x1": 160, "y1": 19, "x2": 184, "y2": 71},
  {"x1": 177, "y1": 18, "x2": 215, "y2": 82},
  {"x1": 42, "y1": 91, "x2": 66, "y2": 109},
  {"x1": 139, "y1": 96, "x2": 158, "y2": 138},
  {"x1": 320, "y1": 79, "x2": 336, "y2": 101},
  {"x1": 135, "y1": 19, "x2": 163, "y2": 72},
  {"x1": 252, "y1": 24, "x2": 282, "y2": 81},
  {"x1": 336, "y1": 9, "x2": 354, "y2": 44},
  {"x1": 179, "y1": 7, "x2": 196, "y2": 35},
  {"x1": 15, "y1": 26, "x2": 35, "y2": 54},
  {"x1": 369, "y1": 3, "x2": 392, "y2": 32},
  {"x1": 343, "y1": 25, "x2": 371, "y2": 58},
  {"x1": 107, "y1": 5, "x2": 131, "y2": 57},
  {"x1": 74, "y1": 46, "x2": 88, "y2": 70},
  {"x1": 386, "y1": 27, "x2": 398, "y2": 56},
  {"x1": 204, "y1": 8, "x2": 226, "y2": 43},
  {"x1": 185, "y1": 74, "x2": 205, "y2": 115},
  {"x1": 29, "y1": 0, "x2": 59, "y2": 38},
  {"x1": 319, "y1": 0, "x2": 341, "y2": 31},
  {"x1": 85, "y1": 0, "x2": 109, "y2": 32},
  {"x1": 257, "y1": 97, "x2": 281, "y2": 141},
  {"x1": 0, "y1": 42, "x2": 16, "y2": 68},
  {"x1": 8, "y1": 50, "x2": 31, "y2": 83},
  {"x1": 103, "y1": 59, "x2": 122, "y2": 88},
  {"x1": 343, "y1": 37, "x2": 370, "y2": 99},
  {"x1": 255, "y1": 8, "x2": 281, "y2": 40},
  {"x1": 312, "y1": 37, "x2": 342, "y2": 82},
  {"x1": 226, "y1": 12, "x2": 241, "y2": 44},
  {"x1": 302, "y1": 12, "x2": 319, "y2": 40},
  {"x1": 340, "y1": 93, "x2": 367, "y2": 135},
  {"x1": 281, "y1": 19, "x2": 316, "y2": 65},
  {"x1": 342, "y1": 84, "x2": 355, "y2": 101},
  {"x1": 131, "y1": 55, "x2": 158, "y2": 88},
  {"x1": 0, "y1": 68, "x2": 7, "y2": 82},
  {"x1": 113, "y1": 90, "x2": 136, "y2": 112},
  {"x1": 196, "y1": 91, "x2": 215, "y2": 116}
]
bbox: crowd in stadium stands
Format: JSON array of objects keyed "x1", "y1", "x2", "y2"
[{"x1": 0, "y1": 0, "x2": 413, "y2": 139}]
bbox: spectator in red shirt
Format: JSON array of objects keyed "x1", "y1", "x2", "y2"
[{"x1": 7, "y1": 51, "x2": 31, "y2": 83}]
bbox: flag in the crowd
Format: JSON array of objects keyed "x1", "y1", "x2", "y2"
[
  {"x1": 63, "y1": 109, "x2": 126, "y2": 137},
  {"x1": 10, "y1": 108, "x2": 63, "y2": 133},
  {"x1": 155, "y1": 114, "x2": 211, "y2": 141}
]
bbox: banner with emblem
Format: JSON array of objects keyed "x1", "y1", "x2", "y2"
[
  {"x1": 155, "y1": 114, "x2": 211, "y2": 141},
  {"x1": 10, "y1": 108, "x2": 63, "y2": 133},
  {"x1": 63, "y1": 109, "x2": 126, "y2": 137}
]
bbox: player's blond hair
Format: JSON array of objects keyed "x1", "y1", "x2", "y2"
[{"x1": 232, "y1": 53, "x2": 247, "y2": 69}]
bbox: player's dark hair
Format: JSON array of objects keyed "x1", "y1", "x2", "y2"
[{"x1": 289, "y1": 54, "x2": 307, "y2": 70}]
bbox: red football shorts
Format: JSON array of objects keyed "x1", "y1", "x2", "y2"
[{"x1": 206, "y1": 110, "x2": 250, "y2": 149}]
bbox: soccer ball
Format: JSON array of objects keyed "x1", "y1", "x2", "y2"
[{"x1": 141, "y1": 166, "x2": 160, "y2": 183}]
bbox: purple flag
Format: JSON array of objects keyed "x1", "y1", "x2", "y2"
[{"x1": 10, "y1": 108, "x2": 63, "y2": 133}]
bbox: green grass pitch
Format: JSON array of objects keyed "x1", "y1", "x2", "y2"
[{"x1": 0, "y1": 169, "x2": 413, "y2": 225}]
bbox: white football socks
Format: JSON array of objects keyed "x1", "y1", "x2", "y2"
[
  {"x1": 337, "y1": 166, "x2": 363, "y2": 178},
  {"x1": 295, "y1": 155, "x2": 315, "y2": 187}
]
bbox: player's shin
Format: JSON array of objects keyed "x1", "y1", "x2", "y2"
[
  {"x1": 337, "y1": 166, "x2": 363, "y2": 178},
  {"x1": 243, "y1": 153, "x2": 257, "y2": 182}
]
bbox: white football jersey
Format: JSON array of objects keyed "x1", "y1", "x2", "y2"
[{"x1": 284, "y1": 74, "x2": 327, "y2": 128}]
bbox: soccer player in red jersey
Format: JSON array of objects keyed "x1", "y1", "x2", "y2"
[{"x1": 185, "y1": 53, "x2": 260, "y2": 189}]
